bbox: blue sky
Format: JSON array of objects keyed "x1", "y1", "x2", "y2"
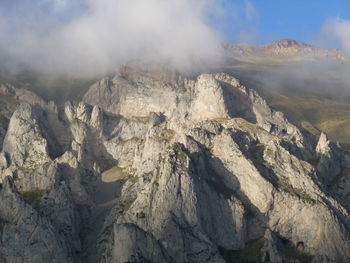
[
  {"x1": 1, "y1": 0, "x2": 349, "y2": 75},
  {"x1": 253, "y1": 0, "x2": 350, "y2": 44},
  {"x1": 220, "y1": 0, "x2": 350, "y2": 45},
  {"x1": 0, "y1": 0, "x2": 349, "y2": 46}
]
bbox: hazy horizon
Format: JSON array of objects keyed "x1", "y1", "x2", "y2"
[{"x1": 0, "y1": 0, "x2": 349, "y2": 77}]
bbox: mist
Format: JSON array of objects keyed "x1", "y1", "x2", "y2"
[
  {"x1": 235, "y1": 18, "x2": 350, "y2": 100},
  {"x1": 317, "y1": 18, "x2": 350, "y2": 55},
  {"x1": 0, "y1": 0, "x2": 230, "y2": 77},
  {"x1": 246, "y1": 60, "x2": 350, "y2": 100},
  {"x1": 1, "y1": 0, "x2": 349, "y2": 100}
]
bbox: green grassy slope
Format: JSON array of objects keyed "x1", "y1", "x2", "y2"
[
  {"x1": 224, "y1": 64, "x2": 350, "y2": 147},
  {"x1": 265, "y1": 91, "x2": 350, "y2": 145}
]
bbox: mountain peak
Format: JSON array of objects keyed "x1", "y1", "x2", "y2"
[{"x1": 263, "y1": 39, "x2": 311, "y2": 49}]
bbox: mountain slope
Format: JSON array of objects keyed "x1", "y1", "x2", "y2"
[
  {"x1": 221, "y1": 39, "x2": 350, "y2": 148},
  {"x1": 0, "y1": 67, "x2": 350, "y2": 262}
]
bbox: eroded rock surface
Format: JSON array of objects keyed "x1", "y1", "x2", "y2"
[{"x1": 0, "y1": 67, "x2": 350, "y2": 262}]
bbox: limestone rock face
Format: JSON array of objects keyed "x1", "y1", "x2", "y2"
[
  {"x1": 190, "y1": 74, "x2": 229, "y2": 121},
  {"x1": 2, "y1": 103, "x2": 51, "y2": 168},
  {"x1": 0, "y1": 85, "x2": 18, "y2": 151},
  {"x1": 0, "y1": 177, "x2": 72, "y2": 263},
  {"x1": 110, "y1": 223, "x2": 171, "y2": 263},
  {"x1": 1, "y1": 67, "x2": 350, "y2": 262},
  {"x1": 83, "y1": 72, "x2": 178, "y2": 118},
  {"x1": 315, "y1": 132, "x2": 347, "y2": 184}
]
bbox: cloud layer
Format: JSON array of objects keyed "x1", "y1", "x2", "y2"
[
  {"x1": 1, "y1": 0, "x2": 349, "y2": 83},
  {"x1": 1, "y1": 0, "x2": 230, "y2": 76},
  {"x1": 317, "y1": 18, "x2": 350, "y2": 55}
]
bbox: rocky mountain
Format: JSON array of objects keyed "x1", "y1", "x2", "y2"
[
  {"x1": 223, "y1": 39, "x2": 345, "y2": 64},
  {"x1": 0, "y1": 64, "x2": 350, "y2": 263}
]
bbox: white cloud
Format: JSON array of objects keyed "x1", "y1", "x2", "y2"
[
  {"x1": 1, "y1": 0, "x2": 226, "y2": 76},
  {"x1": 244, "y1": 0, "x2": 259, "y2": 22},
  {"x1": 317, "y1": 18, "x2": 350, "y2": 55}
]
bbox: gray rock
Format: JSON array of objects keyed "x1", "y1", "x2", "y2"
[
  {"x1": 1, "y1": 68, "x2": 350, "y2": 262},
  {"x1": 0, "y1": 177, "x2": 72, "y2": 263},
  {"x1": 109, "y1": 223, "x2": 170, "y2": 263}
]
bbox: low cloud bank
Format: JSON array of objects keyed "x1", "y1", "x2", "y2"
[{"x1": 0, "y1": 0, "x2": 230, "y2": 76}]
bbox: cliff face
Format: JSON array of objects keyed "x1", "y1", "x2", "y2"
[{"x1": 0, "y1": 67, "x2": 350, "y2": 262}]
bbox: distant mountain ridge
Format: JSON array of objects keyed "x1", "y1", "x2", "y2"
[
  {"x1": 223, "y1": 38, "x2": 345, "y2": 63},
  {"x1": 263, "y1": 39, "x2": 311, "y2": 49}
]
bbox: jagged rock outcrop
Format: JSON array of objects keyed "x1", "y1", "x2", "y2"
[
  {"x1": 2, "y1": 103, "x2": 51, "y2": 168},
  {"x1": 0, "y1": 84, "x2": 19, "y2": 151},
  {"x1": 0, "y1": 67, "x2": 350, "y2": 262},
  {"x1": 315, "y1": 132, "x2": 350, "y2": 184},
  {"x1": 109, "y1": 223, "x2": 171, "y2": 263},
  {"x1": 0, "y1": 177, "x2": 73, "y2": 263}
]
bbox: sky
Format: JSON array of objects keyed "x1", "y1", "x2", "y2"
[
  {"x1": 223, "y1": 0, "x2": 350, "y2": 45},
  {"x1": 0, "y1": 0, "x2": 349, "y2": 76},
  {"x1": 1, "y1": 0, "x2": 349, "y2": 44}
]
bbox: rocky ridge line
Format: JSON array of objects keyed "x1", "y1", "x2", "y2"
[{"x1": 0, "y1": 68, "x2": 349, "y2": 262}]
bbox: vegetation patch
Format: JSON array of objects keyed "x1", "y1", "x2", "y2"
[
  {"x1": 123, "y1": 116, "x2": 149, "y2": 124},
  {"x1": 264, "y1": 148, "x2": 275, "y2": 159},
  {"x1": 119, "y1": 167, "x2": 131, "y2": 179},
  {"x1": 171, "y1": 143, "x2": 187, "y2": 161},
  {"x1": 306, "y1": 157, "x2": 320, "y2": 168},
  {"x1": 283, "y1": 246, "x2": 314, "y2": 263},
  {"x1": 277, "y1": 177, "x2": 316, "y2": 205},
  {"x1": 227, "y1": 118, "x2": 262, "y2": 134},
  {"x1": 118, "y1": 196, "x2": 137, "y2": 214},
  {"x1": 263, "y1": 90, "x2": 350, "y2": 148},
  {"x1": 129, "y1": 175, "x2": 139, "y2": 184},
  {"x1": 155, "y1": 129, "x2": 175, "y2": 142},
  {"x1": 171, "y1": 143, "x2": 182, "y2": 152},
  {"x1": 21, "y1": 189, "x2": 46, "y2": 205},
  {"x1": 118, "y1": 166, "x2": 137, "y2": 182},
  {"x1": 121, "y1": 137, "x2": 139, "y2": 144},
  {"x1": 16, "y1": 166, "x2": 36, "y2": 173},
  {"x1": 219, "y1": 237, "x2": 266, "y2": 263},
  {"x1": 212, "y1": 117, "x2": 229, "y2": 123},
  {"x1": 301, "y1": 121, "x2": 321, "y2": 137}
]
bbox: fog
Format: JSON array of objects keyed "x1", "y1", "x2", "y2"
[
  {"x1": 0, "y1": 0, "x2": 349, "y2": 98},
  {"x1": 246, "y1": 60, "x2": 350, "y2": 100},
  {"x1": 0, "y1": 0, "x2": 229, "y2": 76},
  {"x1": 318, "y1": 18, "x2": 350, "y2": 55},
  {"x1": 239, "y1": 18, "x2": 350, "y2": 99}
]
